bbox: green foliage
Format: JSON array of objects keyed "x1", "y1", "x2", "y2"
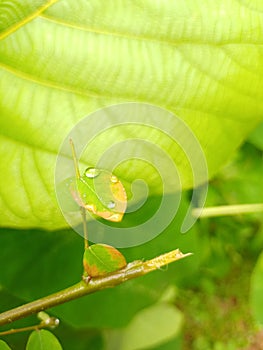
[
  {"x1": 26, "y1": 330, "x2": 62, "y2": 350},
  {"x1": 0, "y1": 340, "x2": 11, "y2": 350},
  {"x1": 0, "y1": 144, "x2": 262, "y2": 348},
  {"x1": 249, "y1": 121, "x2": 263, "y2": 150},
  {"x1": 1, "y1": 0, "x2": 263, "y2": 229},
  {"x1": 250, "y1": 251, "x2": 263, "y2": 326},
  {"x1": 178, "y1": 140, "x2": 263, "y2": 349},
  {"x1": 105, "y1": 302, "x2": 183, "y2": 350},
  {"x1": 1, "y1": 1, "x2": 263, "y2": 350},
  {"x1": 0, "y1": 197, "x2": 199, "y2": 329},
  {"x1": 121, "y1": 303, "x2": 183, "y2": 350}
]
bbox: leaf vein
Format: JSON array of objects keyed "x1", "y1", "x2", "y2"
[
  {"x1": 0, "y1": 0, "x2": 60, "y2": 40},
  {"x1": 0, "y1": 62, "x2": 102, "y2": 99},
  {"x1": 39, "y1": 12, "x2": 263, "y2": 47}
]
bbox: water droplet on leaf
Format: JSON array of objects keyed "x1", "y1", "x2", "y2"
[
  {"x1": 85, "y1": 167, "x2": 100, "y2": 178},
  {"x1": 107, "y1": 200, "x2": 116, "y2": 209},
  {"x1": 110, "y1": 175, "x2": 118, "y2": 183}
]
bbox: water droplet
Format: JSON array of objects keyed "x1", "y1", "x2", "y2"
[
  {"x1": 110, "y1": 175, "x2": 118, "y2": 183},
  {"x1": 107, "y1": 200, "x2": 116, "y2": 209},
  {"x1": 85, "y1": 167, "x2": 100, "y2": 178}
]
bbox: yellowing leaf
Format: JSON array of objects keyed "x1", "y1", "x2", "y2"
[{"x1": 83, "y1": 244, "x2": 127, "y2": 277}]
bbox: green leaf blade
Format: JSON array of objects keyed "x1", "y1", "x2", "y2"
[
  {"x1": 26, "y1": 330, "x2": 63, "y2": 350},
  {"x1": 122, "y1": 303, "x2": 183, "y2": 350},
  {"x1": 0, "y1": 340, "x2": 12, "y2": 350}
]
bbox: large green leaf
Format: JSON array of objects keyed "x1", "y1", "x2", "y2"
[{"x1": 0, "y1": 0, "x2": 263, "y2": 229}]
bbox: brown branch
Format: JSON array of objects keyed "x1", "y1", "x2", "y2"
[{"x1": 0, "y1": 249, "x2": 191, "y2": 327}]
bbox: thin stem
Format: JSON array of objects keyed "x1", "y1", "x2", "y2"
[
  {"x1": 81, "y1": 206, "x2": 89, "y2": 249},
  {"x1": 69, "y1": 138, "x2": 89, "y2": 248},
  {"x1": 0, "y1": 323, "x2": 46, "y2": 336},
  {"x1": 69, "y1": 138, "x2": 80, "y2": 179},
  {"x1": 192, "y1": 203, "x2": 263, "y2": 218},
  {"x1": 0, "y1": 250, "x2": 191, "y2": 327},
  {"x1": 0, "y1": 313, "x2": 59, "y2": 336}
]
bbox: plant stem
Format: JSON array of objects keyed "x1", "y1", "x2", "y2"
[
  {"x1": 69, "y1": 138, "x2": 89, "y2": 248},
  {"x1": 0, "y1": 313, "x2": 59, "y2": 336},
  {"x1": 69, "y1": 138, "x2": 80, "y2": 179},
  {"x1": 0, "y1": 323, "x2": 46, "y2": 336},
  {"x1": 192, "y1": 203, "x2": 263, "y2": 218},
  {"x1": 0, "y1": 249, "x2": 191, "y2": 327},
  {"x1": 81, "y1": 206, "x2": 89, "y2": 249}
]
